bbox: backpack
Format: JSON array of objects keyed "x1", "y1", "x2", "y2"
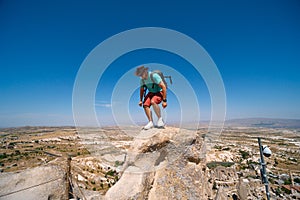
[
  {"x1": 142, "y1": 70, "x2": 172, "y2": 98},
  {"x1": 150, "y1": 70, "x2": 172, "y2": 88},
  {"x1": 142, "y1": 70, "x2": 172, "y2": 89}
]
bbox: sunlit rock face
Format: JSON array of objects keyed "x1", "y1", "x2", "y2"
[{"x1": 105, "y1": 127, "x2": 211, "y2": 200}]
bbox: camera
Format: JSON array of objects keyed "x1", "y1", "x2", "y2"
[{"x1": 263, "y1": 146, "x2": 272, "y2": 157}]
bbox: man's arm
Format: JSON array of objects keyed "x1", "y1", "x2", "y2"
[
  {"x1": 158, "y1": 82, "x2": 167, "y2": 99},
  {"x1": 139, "y1": 86, "x2": 144, "y2": 106},
  {"x1": 158, "y1": 81, "x2": 167, "y2": 108}
]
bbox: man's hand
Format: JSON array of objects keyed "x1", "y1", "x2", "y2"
[
  {"x1": 139, "y1": 101, "x2": 143, "y2": 107},
  {"x1": 162, "y1": 102, "x2": 167, "y2": 108}
]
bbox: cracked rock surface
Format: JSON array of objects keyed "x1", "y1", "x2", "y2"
[{"x1": 105, "y1": 127, "x2": 209, "y2": 200}]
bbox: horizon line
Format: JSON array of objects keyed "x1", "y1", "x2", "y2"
[{"x1": 1, "y1": 117, "x2": 300, "y2": 129}]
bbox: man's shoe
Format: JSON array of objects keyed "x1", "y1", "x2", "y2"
[
  {"x1": 157, "y1": 117, "x2": 165, "y2": 127},
  {"x1": 143, "y1": 121, "x2": 154, "y2": 130}
]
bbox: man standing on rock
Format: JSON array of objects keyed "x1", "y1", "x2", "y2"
[{"x1": 135, "y1": 66, "x2": 167, "y2": 130}]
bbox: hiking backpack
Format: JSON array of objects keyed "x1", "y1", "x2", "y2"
[
  {"x1": 142, "y1": 70, "x2": 172, "y2": 98},
  {"x1": 142, "y1": 70, "x2": 172, "y2": 89},
  {"x1": 150, "y1": 70, "x2": 172, "y2": 88}
]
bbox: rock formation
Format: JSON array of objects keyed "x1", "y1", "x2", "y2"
[
  {"x1": 105, "y1": 127, "x2": 210, "y2": 200},
  {"x1": 0, "y1": 164, "x2": 66, "y2": 200}
]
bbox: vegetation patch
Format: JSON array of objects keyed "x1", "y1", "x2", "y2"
[
  {"x1": 206, "y1": 161, "x2": 235, "y2": 169},
  {"x1": 239, "y1": 150, "x2": 250, "y2": 159}
]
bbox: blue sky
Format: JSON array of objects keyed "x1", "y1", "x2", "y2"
[{"x1": 0, "y1": 0, "x2": 299, "y2": 127}]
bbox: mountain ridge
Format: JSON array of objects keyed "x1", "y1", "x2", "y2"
[{"x1": 225, "y1": 118, "x2": 300, "y2": 128}]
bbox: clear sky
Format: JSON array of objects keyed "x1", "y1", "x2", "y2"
[{"x1": 0, "y1": 0, "x2": 299, "y2": 127}]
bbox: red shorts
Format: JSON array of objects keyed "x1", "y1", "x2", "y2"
[{"x1": 143, "y1": 92, "x2": 163, "y2": 107}]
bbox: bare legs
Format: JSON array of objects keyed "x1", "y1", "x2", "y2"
[
  {"x1": 142, "y1": 96, "x2": 164, "y2": 129},
  {"x1": 144, "y1": 101, "x2": 161, "y2": 121},
  {"x1": 144, "y1": 106, "x2": 153, "y2": 122},
  {"x1": 151, "y1": 101, "x2": 161, "y2": 119}
]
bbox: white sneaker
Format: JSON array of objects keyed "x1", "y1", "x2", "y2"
[
  {"x1": 143, "y1": 121, "x2": 154, "y2": 130},
  {"x1": 157, "y1": 117, "x2": 165, "y2": 127}
]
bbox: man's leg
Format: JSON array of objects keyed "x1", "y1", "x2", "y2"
[
  {"x1": 151, "y1": 101, "x2": 161, "y2": 119},
  {"x1": 144, "y1": 106, "x2": 153, "y2": 122},
  {"x1": 142, "y1": 93, "x2": 154, "y2": 129},
  {"x1": 143, "y1": 106, "x2": 154, "y2": 129},
  {"x1": 151, "y1": 92, "x2": 164, "y2": 127}
]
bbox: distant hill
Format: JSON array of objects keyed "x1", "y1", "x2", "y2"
[{"x1": 225, "y1": 118, "x2": 300, "y2": 128}]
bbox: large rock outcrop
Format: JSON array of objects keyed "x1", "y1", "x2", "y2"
[
  {"x1": 105, "y1": 127, "x2": 210, "y2": 200},
  {"x1": 0, "y1": 164, "x2": 66, "y2": 200}
]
